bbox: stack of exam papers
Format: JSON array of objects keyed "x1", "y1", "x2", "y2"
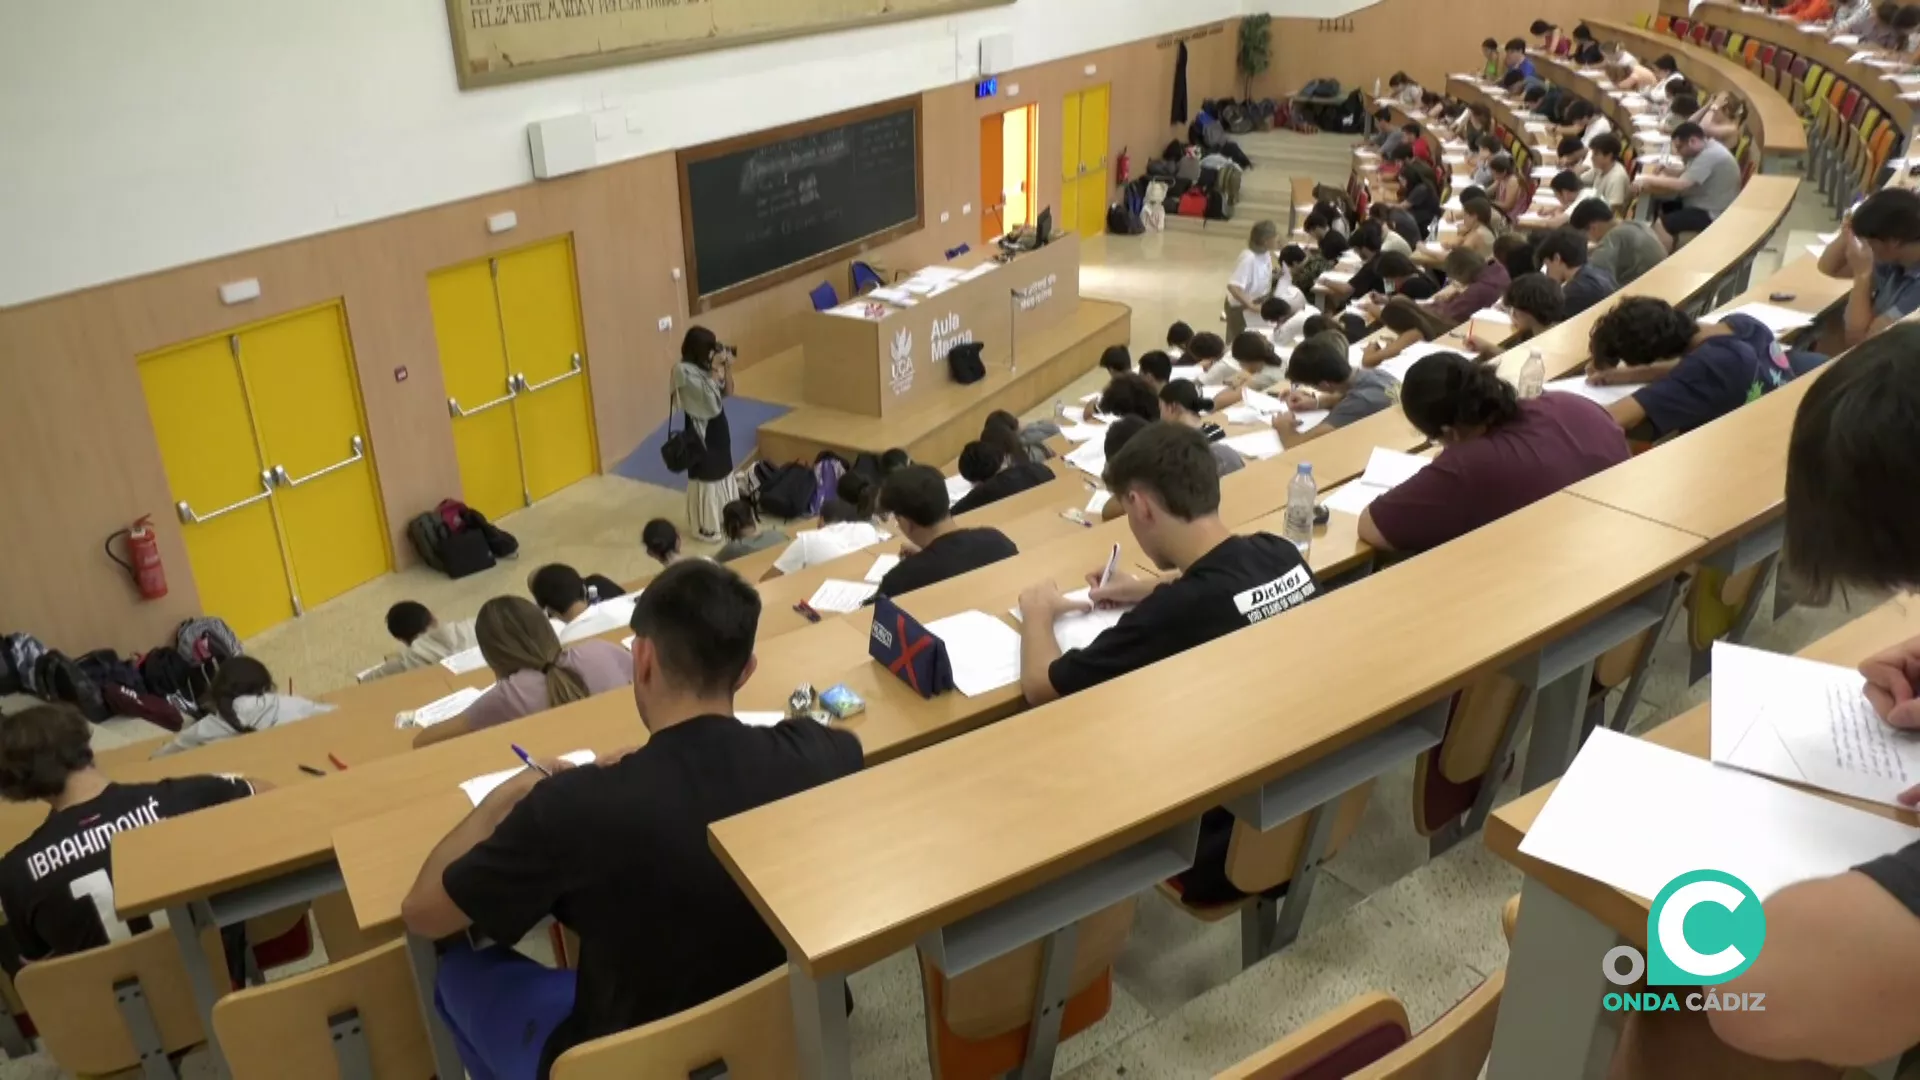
[
  {"x1": 922, "y1": 610, "x2": 1022, "y2": 696},
  {"x1": 1009, "y1": 588, "x2": 1135, "y2": 653},
  {"x1": 806, "y1": 579, "x2": 878, "y2": 614},
  {"x1": 461, "y1": 750, "x2": 597, "y2": 807},
  {"x1": 440, "y1": 646, "x2": 490, "y2": 675},
  {"x1": 559, "y1": 592, "x2": 641, "y2": 644},
  {"x1": 397, "y1": 685, "x2": 489, "y2": 729}
]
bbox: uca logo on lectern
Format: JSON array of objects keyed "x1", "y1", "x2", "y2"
[{"x1": 888, "y1": 328, "x2": 915, "y2": 396}]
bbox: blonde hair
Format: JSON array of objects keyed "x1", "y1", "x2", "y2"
[
  {"x1": 475, "y1": 596, "x2": 590, "y2": 709},
  {"x1": 1247, "y1": 219, "x2": 1280, "y2": 252}
]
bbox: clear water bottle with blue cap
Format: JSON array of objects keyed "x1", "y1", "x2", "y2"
[{"x1": 1284, "y1": 463, "x2": 1316, "y2": 554}]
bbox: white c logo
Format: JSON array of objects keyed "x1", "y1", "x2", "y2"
[{"x1": 1656, "y1": 879, "x2": 1747, "y2": 978}]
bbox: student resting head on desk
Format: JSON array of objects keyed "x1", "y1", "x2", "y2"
[
  {"x1": 1618, "y1": 325, "x2": 1920, "y2": 1075},
  {"x1": 1165, "y1": 320, "x2": 1194, "y2": 361},
  {"x1": 1098, "y1": 344, "x2": 1133, "y2": 377},
  {"x1": 1817, "y1": 188, "x2": 1920, "y2": 347},
  {"x1": 1137, "y1": 350, "x2": 1173, "y2": 392},
  {"x1": 761, "y1": 499, "x2": 884, "y2": 580},
  {"x1": 1098, "y1": 371, "x2": 1163, "y2": 424},
  {"x1": 1210, "y1": 332, "x2": 1288, "y2": 410},
  {"x1": 950, "y1": 440, "x2": 1056, "y2": 516},
  {"x1": 1357, "y1": 351, "x2": 1628, "y2": 554},
  {"x1": 1432, "y1": 248, "x2": 1511, "y2": 324},
  {"x1": 400, "y1": 560, "x2": 862, "y2": 1080},
  {"x1": 1586, "y1": 297, "x2": 1821, "y2": 439},
  {"x1": 1367, "y1": 296, "x2": 1454, "y2": 368},
  {"x1": 1158, "y1": 381, "x2": 1240, "y2": 472},
  {"x1": 984, "y1": 407, "x2": 1060, "y2": 463},
  {"x1": 413, "y1": 597, "x2": 634, "y2": 750},
  {"x1": 1555, "y1": 136, "x2": 1590, "y2": 182},
  {"x1": 641, "y1": 518, "x2": 681, "y2": 568},
  {"x1": 529, "y1": 564, "x2": 626, "y2": 632},
  {"x1": 1, "y1": 704, "x2": 270, "y2": 972},
  {"x1": 158, "y1": 656, "x2": 335, "y2": 757},
  {"x1": 1273, "y1": 334, "x2": 1401, "y2": 449},
  {"x1": 714, "y1": 499, "x2": 787, "y2": 563},
  {"x1": 874, "y1": 465, "x2": 1019, "y2": 598},
  {"x1": 1188, "y1": 331, "x2": 1239, "y2": 390},
  {"x1": 1494, "y1": 230, "x2": 1539, "y2": 281},
  {"x1": 1015, "y1": 423, "x2": 1320, "y2": 902},
  {"x1": 1466, "y1": 272, "x2": 1564, "y2": 361},
  {"x1": 366, "y1": 601, "x2": 478, "y2": 681}
]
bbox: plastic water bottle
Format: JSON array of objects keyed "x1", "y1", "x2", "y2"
[
  {"x1": 1518, "y1": 348, "x2": 1546, "y2": 400},
  {"x1": 1284, "y1": 464, "x2": 1316, "y2": 554}
]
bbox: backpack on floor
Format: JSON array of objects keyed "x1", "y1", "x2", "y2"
[
  {"x1": 139, "y1": 646, "x2": 197, "y2": 700},
  {"x1": 808, "y1": 452, "x2": 849, "y2": 517},
  {"x1": 756, "y1": 463, "x2": 819, "y2": 520},
  {"x1": 1177, "y1": 190, "x2": 1209, "y2": 217},
  {"x1": 35, "y1": 652, "x2": 108, "y2": 722},
  {"x1": 99, "y1": 681, "x2": 187, "y2": 731},
  {"x1": 435, "y1": 499, "x2": 472, "y2": 535},
  {"x1": 1220, "y1": 101, "x2": 1252, "y2": 134},
  {"x1": 1206, "y1": 188, "x2": 1236, "y2": 221},
  {"x1": 2, "y1": 634, "x2": 49, "y2": 698},
  {"x1": 77, "y1": 649, "x2": 145, "y2": 695},
  {"x1": 850, "y1": 452, "x2": 884, "y2": 486},
  {"x1": 0, "y1": 637, "x2": 19, "y2": 697},
  {"x1": 176, "y1": 617, "x2": 242, "y2": 665},
  {"x1": 456, "y1": 505, "x2": 519, "y2": 559},
  {"x1": 408, "y1": 511, "x2": 451, "y2": 574}
]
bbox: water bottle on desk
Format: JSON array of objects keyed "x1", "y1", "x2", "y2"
[
  {"x1": 1518, "y1": 348, "x2": 1546, "y2": 400},
  {"x1": 1284, "y1": 464, "x2": 1316, "y2": 554}
]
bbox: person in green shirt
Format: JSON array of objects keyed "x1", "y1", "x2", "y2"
[{"x1": 1481, "y1": 37, "x2": 1501, "y2": 80}]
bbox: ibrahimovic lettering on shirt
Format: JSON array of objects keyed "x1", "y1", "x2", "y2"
[
  {"x1": 1233, "y1": 566, "x2": 1317, "y2": 625},
  {"x1": 25, "y1": 796, "x2": 163, "y2": 881}
]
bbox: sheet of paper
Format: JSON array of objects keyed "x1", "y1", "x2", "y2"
[
  {"x1": 1222, "y1": 428, "x2": 1284, "y2": 461},
  {"x1": 1711, "y1": 642, "x2": 1920, "y2": 808},
  {"x1": 1542, "y1": 375, "x2": 1638, "y2": 407},
  {"x1": 620, "y1": 635, "x2": 634, "y2": 649},
  {"x1": 1322, "y1": 479, "x2": 1392, "y2": 516},
  {"x1": 1168, "y1": 365, "x2": 1204, "y2": 384},
  {"x1": 1086, "y1": 489, "x2": 1112, "y2": 514},
  {"x1": 1060, "y1": 422, "x2": 1108, "y2": 443},
  {"x1": 923, "y1": 610, "x2": 1023, "y2": 697},
  {"x1": 807, "y1": 579, "x2": 879, "y2": 614},
  {"x1": 1519, "y1": 729, "x2": 1920, "y2": 902},
  {"x1": 1055, "y1": 404, "x2": 1085, "y2": 424},
  {"x1": 1080, "y1": 390, "x2": 1103, "y2": 404},
  {"x1": 914, "y1": 266, "x2": 966, "y2": 283},
  {"x1": 439, "y1": 646, "x2": 489, "y2": 675},
  {"x1": 1008, "y1": 588, "x2": 1134, "y2": 653},
  {"x1": 1466, "y1": 306, "x2": 1513, "y2": 327},
  {"x1": 1294, "y1": 409, "x2": 1330, "y2": 433},
  {"x1": 558, "y1": 592, "x2": 641, "y2": 644},
  {"x1": 1066, "y1": 439, "x2": 1107, "y2": 478},
  {"x1": 1238, "y1": 387, "x2": 1286, "y2": 416},
  {"x1": 869, "y1": 287, "x2": 913, "y2": 304},
  {"x1": 1832, "y1": 33, "x2": 1862, "y2": 44},
  {"x1": 738, "y1": 711, "x2": 795, "y2": 727},
  {"x1": 396, "y1": 686, "x2": 489, "y2": 730},
  {"x1": 1224, "y1": 405, "x2": 1264, "y2": 425},
  {"x1": 1375, "y1": 342, "x2": 1454, "y2": 382},
  {"x1": 945, "y1": 475, "x2": 975, "y2": 503},
  {"x1": 1359, "y1": 447, "x2": 1431, "y2": 488},
  {"x1": 864, "y1": 554, "x2": 901, "y2": 584},
  {"x1": 355, "y1": 662, "x2": 385, "y2": 683},
  {"x1": 1530, "y1": 165, "x2": 1561, "y2": 180},
  {"x1": 461, "y1": 750, "x2": 597, "y2": 807},
  {"x1": 1706, "y1": 302, "x2": 1817, "y2": 336},
  {"x1": 959, "y1": 262, "x2": 999, "y2": 281}
]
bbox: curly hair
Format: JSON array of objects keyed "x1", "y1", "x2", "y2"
[
  {"x1": 1589, "y1": 297, "x2": 1698, "y2": 368},
  {"x1": 0, "y1": 705, "x2": 96, "y2": 803}
]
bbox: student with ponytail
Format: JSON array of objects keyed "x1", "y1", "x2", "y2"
[
  {"x1": 414, "y1": 596, "x2": 633, "y2": 748},
  {"x1": 1357, "y1": 352, "x2": 1629, "y2": 553}
]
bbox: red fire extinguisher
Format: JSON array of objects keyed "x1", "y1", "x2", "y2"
[
  {"x1": 1115, "y1": 146, "x2": 1131, "y2": 187},
  {"x1": 106, "y1": 515, "x2": 168, "y2": 600}
]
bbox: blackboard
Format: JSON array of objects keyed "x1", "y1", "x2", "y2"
[{"x1": 678, "y1": 98, "x2": 923, "y2": 309}]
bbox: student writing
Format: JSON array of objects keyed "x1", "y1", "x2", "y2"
[
  {"x1": 874, "y1": 465, "x2": 1019, "y2": 597},
  {"x1": 412, "y1": 597, "x2": 633, "y2": 749},
  {"x1": 365, "y1": 601, "x2": 478, "y2": 680}
]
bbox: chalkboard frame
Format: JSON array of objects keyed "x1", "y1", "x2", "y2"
[{"x1": 676, "y1": 95, "x2": 924, "y2": 313}]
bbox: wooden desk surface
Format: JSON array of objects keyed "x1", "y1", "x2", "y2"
[
  {"x1": 1585, "y1": 19, "x2": 1807, "y2": 157},
  {"x1": 1485, "y1": 598, "x2": 1920, "y2": 941},
  {"x1": 1679, "y1": 0, "x2": 1915, "y2": 133},
  {"x1": 710, "y1": 494, "x2": 1707, "y2": 975}
]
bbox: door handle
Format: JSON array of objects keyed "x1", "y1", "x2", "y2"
[
  {"x1": 448, "y1": 377, "x2": 520, "y2": 418},
  {"x1": 177, "y1": 472, "x2": 275, "y2": 526},
  {"x1": 271, "y1": 435, "x2": 365, "y2": 489},
  {"x1": 514, "y1": 353, "x2": 584, "y2": 394}
]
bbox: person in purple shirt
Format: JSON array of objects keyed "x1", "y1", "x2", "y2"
[
  {"x1": 1586, "y1": 297, "x2": 1823, "y2": 439},
  {"x1": 413, "y1": 596, "x2": 634, "y2": 749},
  {"x1": 1359, "y1": 352, "x2": 1629, "y2": 553}
]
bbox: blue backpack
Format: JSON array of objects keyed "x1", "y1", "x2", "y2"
[{"x1": 809, "y1": 452, "x2": 848, "y2": 517}]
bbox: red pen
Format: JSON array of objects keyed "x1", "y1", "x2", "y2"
[
  {"x1": 328, "y1": 753, "x2": 348, "y2": 771},
  {"x1": 792, "y1": 602, "x2": 822, "y2": 624}
]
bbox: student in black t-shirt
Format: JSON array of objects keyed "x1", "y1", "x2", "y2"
[
  {"x1": 0, "y1": 704, "x2": 264, "y2": 971},
  {"x1": 1015, "y1": 424, "x2": 1321, "y2": 902},
  {"x1": 873, "y1": 466, "x2": 1018, "y2": 598},
  {"x1": 401, "y1": 561, "x2": 862, "y2": 1080},
  {"x1": 1613, "y1": 327, "x2": 1920, "y2": 1072},
  {"x1": 950, "y1": 440, "x2": 1056, "y2": 516}
]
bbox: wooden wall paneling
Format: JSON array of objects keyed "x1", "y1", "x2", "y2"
[{"x1": 1253, "y1": 0, "x2": 1651, "y2": 98}]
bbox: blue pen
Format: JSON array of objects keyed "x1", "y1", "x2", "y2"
[{"x1": 511, "y1": 744, "x2": 551, "y2": 776}]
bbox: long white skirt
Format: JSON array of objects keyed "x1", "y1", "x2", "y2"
[{"x1": 687, "y1": 474, "x2": 738, "y2": 542}]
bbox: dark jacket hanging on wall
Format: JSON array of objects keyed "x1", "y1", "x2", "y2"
[{"x1": 1171, "y1": 41, "x2": 1189, "y2": 124}]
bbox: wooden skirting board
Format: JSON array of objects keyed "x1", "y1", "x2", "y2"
[{"x1": 743, "y1": 298, "x2": 1131, "y2": 466}]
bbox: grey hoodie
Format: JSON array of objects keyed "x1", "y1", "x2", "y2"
[
  {"x1": 156, "y1": 693, "x2": 336, "y2": 757},
  {"x1": 364, "y1": 619, "x2": 480, "y2": 681}
]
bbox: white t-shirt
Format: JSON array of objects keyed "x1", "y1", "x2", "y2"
[
  {"x1": 1246, "y1": 277, "x2": 1308, "y2": 331},
  {"x1": 772, "y1": 522, "x2": 884, "y2": 574},
  {"x1": 1198, "y1": 357, "x2": 1245, "y2": 386},
  {"x1": 1583, "y1": 115, "x2": 1613, "y2": 148},
  {"x1": 1227, "y1": 249, "x2": 1277, "y2": 310},
  {"x1": 1271, "y1": 308, "x2": 1315, "y2": 349},
  {"x1": 1590, "y1": 162, "x2": 1630, "y2": 209},
  {"x1": 1379, "y1": 230, "x2": 1413, "y2": 257}
]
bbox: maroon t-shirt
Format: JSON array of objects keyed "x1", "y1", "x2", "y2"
[{"x1": 1368, "y1": 393, "x2": 1630, "y2": 552}]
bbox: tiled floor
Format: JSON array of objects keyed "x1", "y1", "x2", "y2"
[{"x1": 0, "y1": 132, "x2": 1866, "y2": 1079}]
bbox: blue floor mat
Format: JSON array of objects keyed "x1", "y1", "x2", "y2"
[{"x1": 612, "y1": 397, "x2": 791, "y2": 491}]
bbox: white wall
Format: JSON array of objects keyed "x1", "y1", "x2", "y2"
[
  {"x1": 1255, "y1": 0, "x2": 1383, "y2": 17},
  {"x1": 0, "y1": 0, "x2": 1241, "y2": 307}
]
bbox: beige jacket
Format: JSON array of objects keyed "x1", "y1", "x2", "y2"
[{"x1": 364, "y1": 619, "x2": 479, "y2": 681}]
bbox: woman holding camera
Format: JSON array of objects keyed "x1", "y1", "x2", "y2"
[{"x1": 673, "y1": 326, "x2": 737, "y2": 542}]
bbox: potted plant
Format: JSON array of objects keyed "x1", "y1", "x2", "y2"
[{"x1": 1238, "y1": 13, "x2": 1273, "y2": 101}]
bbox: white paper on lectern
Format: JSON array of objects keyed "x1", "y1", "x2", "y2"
[
  {"x1": 1518, "y1": 729, "x2": 1920, "y2": 902},
  {"x1": 1543, "y1": 376, "x2": 1638, "y2": 407},
  {"x1": 922, "y1": 610, "x2": 1023, "y2": 697},
  {"x1": 944, "y1": 475, "x2": 975, "y2": 503},
  {"x1": 461, "y1": 750, "x2": 597, "y2": 807},
  {"x1": 806, "y1": 580, "x2": 879, "y2": 614},
  {"x1": 1710, "y1": 641, "x2": 1920, "y2": 808},
  {"x1": 1066, "y1": 440, "x2": 1107, "y2": 478},
  {"x1": 864, "y1": 555, "x2": 901, "y2": 583},
  {"x1": 1222, "y1": 429, "x2": 1284, "y2": 461},
  {"x1": 559, "y1": 593, "x2": 641, "y2": 644},
  {"x1": 397, "y1": 686, "x2": 490, "y2": 730},
  {"x1": 1376, "y1": 342, "x2": 1454, "y2": 382},
  {"x1": 1705, "y1": 303, "x2": 1817, "y2": 337},
  {"x1": 440, "y1": 646, "x2": 489, "y2": 675}
]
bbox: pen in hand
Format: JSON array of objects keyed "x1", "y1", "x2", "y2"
[{"x1": 511, "y1": 744, "x2": 551, "y2": 776}]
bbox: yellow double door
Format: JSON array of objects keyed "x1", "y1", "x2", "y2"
[
  {"x1": 140, "y1": 304, "x2": 390, "y2": 638},
  {"x1": 427, "y1": 238, "x2": 597, "y2": 522},
  {"x1": 1059, "y1": 84, "x2": 1111, "y2": 240}
]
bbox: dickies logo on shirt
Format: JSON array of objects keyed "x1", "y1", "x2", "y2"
[{"x1": 1232, "y1": 566, "x2": 1317, "y2": 625}]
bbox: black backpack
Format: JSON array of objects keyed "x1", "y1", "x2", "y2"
[
  {"x1": 35, "y1": 652, "x2": 108, "y2": 722},
  {"x1": 948, "y1": 342, "x2": 986, "y2": 385},
  {"x1": 457, "y1": 506, "x2": 519, "y2": 559},
  {"x1": 755, "y1": 463, "x2": 819, "y2": 520},
  {"x1": 850, "y1": 453, "x2": 883, "y2": 485},
  {"x1": 1206, "y1": 189, "x2": 1236, "y2": 221},
  {"x1": 408, "y1": 511, "x2": 451, "y2": 573},
  {"x1": 77, "y1": 649, "x2": 145, "y2": 694},
  {"x1": 2, "y1": 633, "x2": 49, "y2": 697}
]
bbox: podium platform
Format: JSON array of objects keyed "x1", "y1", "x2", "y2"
[{"x1": 739, "y1": 297, "x2": 1130, "y2": 467}]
